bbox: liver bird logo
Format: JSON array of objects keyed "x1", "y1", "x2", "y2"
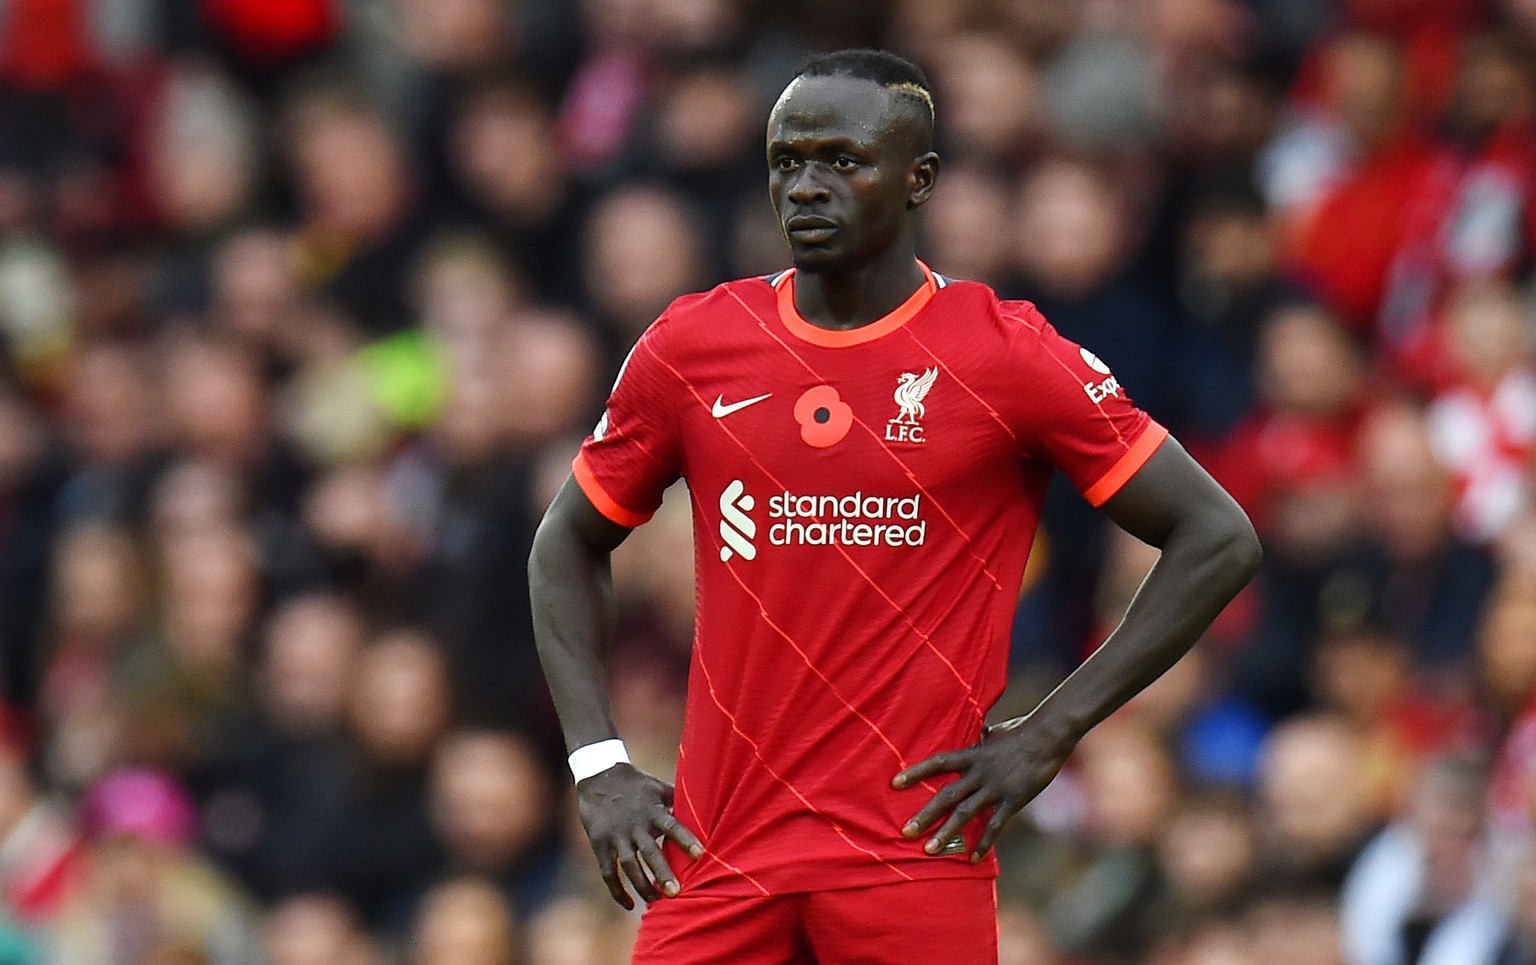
[{"x1": 893, "y1": 367, "x2": 939, "y2": 425}]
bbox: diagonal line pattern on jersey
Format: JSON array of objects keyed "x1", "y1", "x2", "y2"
[
  {"x1": 691, "y1": 641, "x2": 917, "y2": 884},
  {"x1": 646, "y1": 326, "x2": 987, "y2": 728},
  {"x1": 898, "y1": 327, "x2": 1019, "y2": 446},
  {"x1": 712, "y1": 529, "x2": 936, "y2": 783},
  {"x1": 674, "y1": 746, "x2": 771, "y2": 896}
]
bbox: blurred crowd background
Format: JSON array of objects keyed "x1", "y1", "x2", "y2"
[{"x1": 5, "y1": 0, "x2": 1536, "y2": 962}]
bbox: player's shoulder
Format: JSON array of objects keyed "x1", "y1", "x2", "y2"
[
  {"x1": 925, "y1": 275, "x2": 1055, "y2": 343},
  {"x1": 653, "y1": 276, "x2": 776, "y2": 331}
]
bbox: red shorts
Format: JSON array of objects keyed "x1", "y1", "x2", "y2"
[{"x1": 631, "y1": 877, "x2": 998, "y2": 964}]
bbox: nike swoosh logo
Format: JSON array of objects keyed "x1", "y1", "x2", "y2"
[{"x1": 711, "y1": 393, "x2": 773, "y2": 418}]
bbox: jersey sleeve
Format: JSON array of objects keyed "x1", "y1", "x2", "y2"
[
  {"x1": 572, "y1": 320, "x2": 684, "y2": 527},
  {"x1": 1009, "y1": 304, "x2": 1169, "y2": 506}
]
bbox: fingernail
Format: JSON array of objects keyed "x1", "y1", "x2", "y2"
[
  {"x1": 690, "y1": 846, "x2": 704, "y2": 858},
  {"x1": 924, "y1": 839, "x2": 939, "y2": 854},
  {"x1": 902, "y1": 823, "x2": 918, "y2": 837},
  {"x1": 664, "y1": 882, "x2": 679, "y2": 896},
  {"x1": 892, "y1": 776, "x2": 906, "y2": 788}
]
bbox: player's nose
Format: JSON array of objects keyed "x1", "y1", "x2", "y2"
[{"x1": 785, "y1": 167, "x2": 832, "y2": 205}]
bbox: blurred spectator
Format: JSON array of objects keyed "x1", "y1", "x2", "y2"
[
  {"x1": 0, "y1": 739, "x2": 80, "y2": 926},
  {"x1": 111, "y1": 523, "x2": 259, "y2": 778},
  {"x1": 1272, "y1": 33, "x2": 1431, "y2": 329},
  {"x1": 379, "y1": 341, "x2": 550, "y2": 728},
  {"x1": 429, "y1": 729, "x2": 561, "y2": 915},
  {"x1": 1007, "y1": 155, "x2": 1174, "y2": 680},
  {"x1": 282, "y1": 83, "x2": 438, "y2": 337},
  {"x1": 523, "y1": 895, "x2": 629, "y2": 965},
  {"x1": 1157, "y1": 792, "x2": 1258, "y2": 924},
  {"x1": 203, "y1": 229, "x2": 303, "y2": 356},
  {"x1": 262, "y1": 893, "x2": 378, "y2": 965},
  {"x1": 581, "y1": 185, "x2": 708, "y2": 350},
  {"x1": 56, "y1": 342, "x2": 164, "y2": 526},
  {"x1": 39, "y1": 524, "x2": 147, "y2": 790},
  {"x1": 931, "y1": 32, "x2": 1042, "y2": 167},
  {"x1": 921, "y1": 164, "x2": 1016, "y2": 289},
  {"x1": 444, "y1": 79, "x2": 588, "y2": 305},
  {"x1": 1314, "y1": 621, "x2": 1482, "y2": 814},
  {"x1": 1427, "y1": 283, "x2": 1536, "y2": 543},
  {"x1": 1341, "y1": 757, "x2": 1505, "y2": 965},
  {"x1": 162, "y1": 337, "x2": 308, "y2": 518},
  {"x1": 1042, "y1": 724, "x2": 1178, "y2": 959},
  {"x1": 1170, "y1": 187, "x2": 1293, "y2": 443},
  {"x1": 1348, "y1": 404, "x2": 1497, "y2": 671},
  {"x1": 198, "y1": 592, "x2": 360, "y2": 900},
  {"x1": 51, "y1": 768, "x2": 260, "y2": 965},
  {"x1": 1249, "y1": 888, "x2": 1346, "y2": 965},
  {"x1": 143, "y1": 62, "x2": 260, "y2": 244},
  {"x1": 409, "y1": 877, "x2": 517, "y2": 965},
  {"x1": 644, "y1": 65, "x2": 760, "y2": 251},
  {"x1": 1215, "y1": 302, "x2": 1365, "y2": 551},
  {"x1": 1255, "y1": 715, "x2": 1375, "y2": 890},
  {"x1": 326, "y1": 630, "x2": 449, "y2": 930}
]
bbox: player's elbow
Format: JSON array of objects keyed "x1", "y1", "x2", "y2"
[{"x1": 1215, "y1": 507, "x2": 1263, "y2": 587}]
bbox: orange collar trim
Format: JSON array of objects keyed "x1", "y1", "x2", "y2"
[{"x1": 772, "y1": 261, "x2": 937, "y2": 348}]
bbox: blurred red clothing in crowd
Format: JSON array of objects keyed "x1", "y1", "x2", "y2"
[
  {"x1": 201, "y1": 0, "x2": 340, "y2": 64},
  {"x1": 0, "y1": 0, "x2": 101, "y2": 90}
]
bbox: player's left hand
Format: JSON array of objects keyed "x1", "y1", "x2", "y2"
[{"x1": 891, "y1": 714, "x2": 1077, "y2": 862}]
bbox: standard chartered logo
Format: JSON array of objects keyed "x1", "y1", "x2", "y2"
[
  {"x1": 717, "y1": 480, "x2": 927, "y2": 561},
  {"x1": 718, "y1": 480, "x2": 757, "y2": 561}
]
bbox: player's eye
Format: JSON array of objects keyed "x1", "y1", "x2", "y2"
[
  {"x1": 773, "y1": 156, "x2": 799, "y2": 172},
  {"x1": 831, "y1": 156, "x2": 859, "y2": 171}
]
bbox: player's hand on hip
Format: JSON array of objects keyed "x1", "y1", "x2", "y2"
[
  {"x1": 891, "y1": 714, "x2": 1076, "y2": 863},
  {"x1": 577, "y1": 763, "x2": 705, "y2": 909}
]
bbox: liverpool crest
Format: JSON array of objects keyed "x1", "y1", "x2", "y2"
[{"x1": 885, "y1": 367, "x2": 938, "y2": 443}]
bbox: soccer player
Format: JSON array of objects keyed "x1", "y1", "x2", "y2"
[{"x1": 529, "y1": 49, "x2": 1261, "y2": 963}]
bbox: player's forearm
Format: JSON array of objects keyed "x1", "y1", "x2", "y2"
[
  {"x1": 529, "y1": 507, "x2": 624, "y2": 752},
  {"x1": 1031, "y1": 508, "x2": 1260, "y2": 743}
]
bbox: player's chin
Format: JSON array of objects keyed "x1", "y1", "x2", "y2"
[{"x1": 788, "y1": 244, "x2": 851, "y2": 273}]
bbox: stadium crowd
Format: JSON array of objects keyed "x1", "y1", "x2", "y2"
[{"x1": 2, "y1": 0, "x2": 1536, "y2": 961}]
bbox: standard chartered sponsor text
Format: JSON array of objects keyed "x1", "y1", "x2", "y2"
[{"x1": 766, "y1": 490, "x2": 927, "y2": 548}]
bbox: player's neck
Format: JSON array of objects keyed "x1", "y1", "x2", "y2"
[{"x1": 794, "y1": 247, "x2": 927, "y2": 332}]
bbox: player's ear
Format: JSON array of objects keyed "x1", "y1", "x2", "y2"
[{"x1": 908, "y1": 152, "x2": 940, "y2": 209}]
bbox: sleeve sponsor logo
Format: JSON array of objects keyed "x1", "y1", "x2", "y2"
[{"x1": 1078, "y1": 348, "x2": 1120, "y2": 403}]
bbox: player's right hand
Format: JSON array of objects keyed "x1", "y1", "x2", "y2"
[{"x1": 576, "y1": 763, "x2": 705, "y2": 909}]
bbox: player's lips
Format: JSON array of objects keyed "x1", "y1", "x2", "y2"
[{"x1": 785, "y1": 215, "x2": 839, "y2": 242}]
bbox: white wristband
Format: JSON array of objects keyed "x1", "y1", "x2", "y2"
[{"x1": 569, "y1": 739, "x2": 630, "y2": 783}]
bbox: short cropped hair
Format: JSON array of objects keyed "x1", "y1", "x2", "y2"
[{"x1": 794, "y1": 48, "x2": 935, "y2": 126}]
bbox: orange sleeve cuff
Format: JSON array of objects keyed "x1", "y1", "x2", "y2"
[
  {"x1": 571, "y1": 453, "x2": 652, "y2": 528},
  {"x1": 1082, "y1": 421, "x2": 1170, "y2": 507}
]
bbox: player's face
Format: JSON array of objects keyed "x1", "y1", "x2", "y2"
[{"x1": 766, "y1": 75, "x2": 934, "y2": 273}]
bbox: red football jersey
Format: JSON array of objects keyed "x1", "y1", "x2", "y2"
[{"x1": 574, "y1": 262, "x2": 1167, "y2": 896}]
